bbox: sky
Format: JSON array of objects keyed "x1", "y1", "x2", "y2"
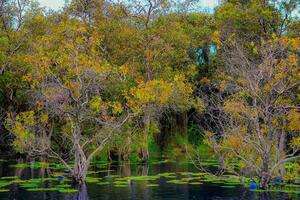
[{"x1": 37, "y1": 0, "x2": 219, "y2": 11}]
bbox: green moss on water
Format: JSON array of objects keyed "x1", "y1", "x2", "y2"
[{"x1": 0, "y1": 189, "x2": 9, "y2": 192}]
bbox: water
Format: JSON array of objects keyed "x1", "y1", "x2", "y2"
[{"x1": 0, "y1": 160, "x2": 298, "y2": 200}]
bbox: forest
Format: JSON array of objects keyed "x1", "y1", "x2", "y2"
[{"x1": 0, "y1": 0, "x2": 299, "y2": 199}]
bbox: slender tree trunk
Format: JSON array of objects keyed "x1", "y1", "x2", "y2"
[
  {"x1": 140, "y1": 112, "x2": 150, "y2": 162},
  {"x1": 278, "y1": 123, "x2": 286, "y2": 176}
]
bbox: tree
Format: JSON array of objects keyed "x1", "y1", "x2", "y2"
[
  {"x1": 202, "y1": 36, "x2": 300, "y2": 189},
  {"x1": 6, "y1": 15, "x2": 129, "y2": 184},
  {"x1": 0, "y1": 0, "x2": 47, "y2": 151},
  {"x1": 89, "y1": 0, "x2": 208, "y2": 161}
]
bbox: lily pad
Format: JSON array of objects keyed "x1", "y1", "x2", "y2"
[
  {"x1": 115, "y1": 184, "x2": 129, "y2": 188},
  {"x1": 146, "y1": 184, "x2": 159, "y2": 187},
  {"x1": 97, "y1": 182, "x2": 110, "y2": 185},
  {"x1": 127, "y1": 176, "x2": 160, "y2": 181},
  {"x1": 85, "y1": 177, "x2": 101, "y2": 183},
  {"x1": 26, "y1": 188, "x2": 57, "y2": 192},
  {"x1": 56, "y1": 184, "x2": 71, "y2": 188},
  {"x1": 0, "y1": 176, "x2": 19, "y2": 180},
  {"x1": 166, "y1": 180, "x2": 188, "y2": 184},
  {"x1": 58, "y1": 189, "x2": 79, "y2": 193},
  {"x1": 188, "y1": 182, "x2": 202, "y2": 185}
]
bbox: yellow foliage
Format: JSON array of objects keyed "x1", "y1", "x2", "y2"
[
  {"x1": 222, "y1": 135, "x2": 243, "y2": 149},
  {"x1": 130, "y1": 80, "x2": 173, "y2": 105},
  {"x1": 290, "y1": 137, "x2": 300, "y2": 148},
  {"x1": 40, "y1": 113, "x2": 48, "y2": 124},
  {"x1": 112, "y1": 101, "x2": 123, "y2": 115},
  {"x1": 224, "y1": 99, "x2": 247, "y2": 118},
  {"x1": 90, "y1": 96, "x2": 103, "y2": 111},
  {"x1": 287, "y1": 109, "x2": 300, "y2": 131}
]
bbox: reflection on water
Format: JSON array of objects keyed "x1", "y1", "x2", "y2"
[{"x1": 0, "y1": 159, "x2": 297, "y2": 200}]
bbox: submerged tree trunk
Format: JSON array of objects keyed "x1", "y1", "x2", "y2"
[
  {"x1": 72, "y1": 137, "x2": 89, "y2": 184},
  {"x1": 139, "y1": 112, "x2": 150, "y2": 162},
  {"x1": 259, "y1": 154, "x2": 271, "y2": 189},
  {"x1": 72, "y1": 155, "x2": 89, "y2": 184}
]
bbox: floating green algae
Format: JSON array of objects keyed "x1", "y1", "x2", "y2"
[{"x1": 0, "y1": 189, "x2": 9, "y2": 192}]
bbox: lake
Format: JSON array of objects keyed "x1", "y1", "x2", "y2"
[{"x1": 0, "y1": 159, "x2": 298, "y2": 200}]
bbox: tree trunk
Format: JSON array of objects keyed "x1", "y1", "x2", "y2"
[
  {"x1": 140, "y1": 112, "x2": 150, "y2": 162},
  {"x1": 72, "y1": 160, "x2": 89, "y2": 184},
  {"x1": 259, "y1": 155, "x2": 271, "y2": 189},
  {"x1": 278, "y1": 126, "x2": 286, "y2": 176},
  {"x1": 72, "y1": 142, "x2": 89, "y2": 184}
]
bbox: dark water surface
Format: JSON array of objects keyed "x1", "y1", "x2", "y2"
[{"x1": 0, "y1": 160, "x2": 298, "y2": 200}]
